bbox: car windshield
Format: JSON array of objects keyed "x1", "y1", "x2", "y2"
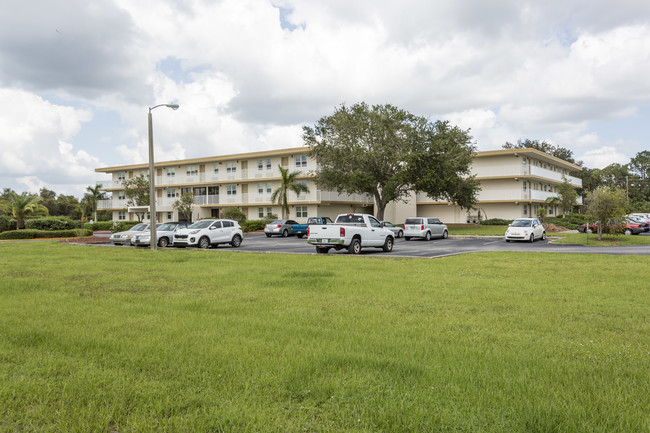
[
  {"x1": 405, "y1": 218, "x2": 422, "y2": 225},
  {"x1": 188, "y1": 220, "x2": 213, "y2": 229},
  {"x1": 131, "y1": 223, "x2": 147, "y2": 231},
  {"x1": 511, "y1": 219, "x2": 532, "y2": 227},
  {"x1": 158, "y1": 223, "x2": 175, "y2": 231}
]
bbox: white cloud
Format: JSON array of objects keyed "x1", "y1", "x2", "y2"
[{"x1": 578, "y1": 146, "x2": 629, "y2": 169}]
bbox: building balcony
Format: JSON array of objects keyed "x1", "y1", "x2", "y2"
[
  {"x1": 471, "y1": 165, "x2": 581, "y2": 186},
  {"x1": 97, "y1": 199, "x2": 127, "y2": 209}
]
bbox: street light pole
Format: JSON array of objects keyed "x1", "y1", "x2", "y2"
[{"x1": 148, "y1": 103, "x2": 179, "y2": 250}]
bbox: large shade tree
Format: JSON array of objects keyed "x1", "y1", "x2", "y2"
[
  {"x1": 4, "y1": 192, "x2": 49, "y2": 229},
  {"x1": 303, "y1": 103, "x2": 479, "y2": 220},
  {"x1": 270, "y1": 165, "x2": 310, "y2": 219}
]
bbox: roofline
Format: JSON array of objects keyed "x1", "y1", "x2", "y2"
[{"x1": 476, "y1": 148, "x2": 582, "y2": 171}]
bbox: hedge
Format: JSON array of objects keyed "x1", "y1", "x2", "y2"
[
  {"x1": 0, "y1": 229, "x2": 93, "y2": 240},
  {"x1": 0, "y1": 215, "x2": 16, "y2": 233},
  {"x1": 111, "y1": 221, "x2": 141, "y2": 233},
  {"x1": 242, "y1": 220, "x2": 266, "y2": 232},
  {"x1": 89, "y1": 221, "x2": 115, "y2": 231},
  {"x1": 25, "y1": 216, "x2": 79, "y2": 231},
  {"x1": 480, "y1": 218, "x2": 514, "y2": 226}
]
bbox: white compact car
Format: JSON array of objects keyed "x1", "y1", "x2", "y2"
[
  {"x1": 132, "y1": 221, "x2": 191, "y2": 247},
  {"x1": 110, "y1": 223, "x2": 150, "y2": 246},
  {"x1": 403, "y1": 217, "x2": 448, "y2": 240},
  {"x1": 505, "y1": 218, "x2": 546, "y2": 242},
  {"x1": 173, "y1": 219, "x2": 243, "y2": 249}
]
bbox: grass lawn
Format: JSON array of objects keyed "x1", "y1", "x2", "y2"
[
  {"x1": 1, "y1": 243, "x2": 648, "y2": 432},
  {"x1": 447, "y1": 225, "x2": 509, "y2": 236},
  {"x1": 550, "y1": 232, "x2": 650, "y2": 246}
]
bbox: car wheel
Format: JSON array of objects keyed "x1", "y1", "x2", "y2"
[
  {"x1": 398, "y1": 230, "x2": 403, "y2": 238},
  {"x1": 158, "y1": 237, "x2": 169, "y2": 248},
  {"x1": 624, "y1": 229, "x2": 632, "y2": 236},
  {"x1": 316, "y1": 246, "x2": 329, "y2": 254},
  {"x1": 382, "y1": 237, "x2": 394, "y2": 252},
  {"x1": 424, "y1": 231, "x2": 431, "y2": 241},
  {"x1": 199, "y1": 236, "x2": 210, "y2": 249},
  {"x1": 347, "y1": 238, "x2": 362, "y2": 254},
  {"x1": 282, "y1": 229, "x2": 289, "y2": 237},
  {"x1": 265, "y1": 233, "x2": 272, "y2": 238},
  {"x1": 230, "y1": 234, "x2": 242, "y2": 247},
  {"x1": 442, "y1": 230, "x2": 448, "y2": 239},
  {"x1": 297, "y1": 234, "x2": 304, "y2": 238},
  {"x1": 541, "y1": 232, "x2": 546, "y2": 241},
  {"x1": 506, "y1": 239, "x2": 510, "y2": 242},
  {"x1": 404, "y1": 236, "x2": 411, "y2": 241},
  {"x1": 529, "y1": 234, "x2": 534, "y2": 243}
]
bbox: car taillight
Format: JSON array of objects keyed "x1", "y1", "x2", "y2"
[
  {"x1": 277, "y1": 224, "x2": 282, "y2": 228},
  {"x1": 264, "y1": 225, "x2": 267, "y2": 229},
  {"x1": 307, "y1": 226, "x2": 310, "y2": 236},
  {"x1": 340, "y1": 227, "x2": 345, "y2": 237},
  {"x1": 421, "y1": 225, "x2": 424, "y2": 230}
]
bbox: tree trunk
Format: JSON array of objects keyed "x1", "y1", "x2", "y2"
[
  {"x1": 597, "y1": 225, "x2": 603, "y2": 241},
  {"x1": 375, "y1": 195, "x2": 386, "y2": 221}
]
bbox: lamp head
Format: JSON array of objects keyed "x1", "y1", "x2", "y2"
[{"x1": 167, "y1": 104, "x2": 180, "y2": 110}]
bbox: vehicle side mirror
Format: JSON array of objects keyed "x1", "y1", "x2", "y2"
[
  {"x1": 379, "y1": 222, "x2": 385, "y2": 228},
  {"x1": 210, "y1": 226, "x2": 216, "y2": 230}
]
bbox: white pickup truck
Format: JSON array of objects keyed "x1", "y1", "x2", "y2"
[{"x1": 307, "y1": 213, "x2": 395, "y2": 254}]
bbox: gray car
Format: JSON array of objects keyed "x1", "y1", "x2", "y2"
[
  {"x1": 110, "y1": 223, "x2": 150, "y2": 246},
  {"x1": 403, "y1": 217, "x2": 448, "y2": 240},
  {"x1": 132, "y1": 221, "x2": 191, "y2": 247},
  {"x1": 264, "y1": 219, "x2": 299, "y2": 237},
  {"x1": 381, "y1": 221, "x2": 404, "y2": 238}
]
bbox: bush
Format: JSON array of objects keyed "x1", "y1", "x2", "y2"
[
  {"x1": 0, "y1": 229, "x2": 92, "y2": 240},
  {"x1": 0, "y1": 215, "x2": 16, "y2": 233},
  {"x1": 242, "y1": 220, "x2": 266, "y2": 232},
  {"x1": 25, "y1": 216, "x2": 79, "y2": 231},
  {"x1": 111, "y1": 221, "x2": 140, "y2": 233},
  {"x1": 481, "y1": 218, "x2": 513, "y2": 226},
  {"x1": 262, "y1": 214, "x2": 279, "y2": 224},
  {"x1": 89, "y1": 221, "x2": 115, "y2": 231},
  {"x1": 224, "y1": 207, "x2": 247, "y2": 225}
]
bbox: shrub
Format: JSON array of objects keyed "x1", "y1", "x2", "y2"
[
  {"x1": 262, "y1": 214, "x2": 279, "y2": 224},
  {"x1": 481, "y1": 218, "x2": 513, "y2": 226},
  {"x1": 111, "y1": 221, "x2": 140, "y2": 233},
  {"x1": 89, "y1": 221, "x2": 114, "y2": 231},
  {"x1": 224, "y1": 207, "x2": 247, "y2": 225},
  {"x1": 242, "y1": 220, "x2": 266, "y2": 232},
  {"x1": 0, "y1": 229, "x2": 92, "y2": 240},
  {"x1": 25, "y1": 216, "x2": 79, "y2": 231},
  {"x1": 0, "y1": 215, "x2": 16, "y2": 233}
]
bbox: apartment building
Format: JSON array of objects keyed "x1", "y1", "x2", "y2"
[{"x1": 95, "y1": 147, "x2": 582, "y2": 223}]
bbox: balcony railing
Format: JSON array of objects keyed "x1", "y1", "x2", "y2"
[{"x1": 97, "y1": 199, "x2": 127, "y2": 209}]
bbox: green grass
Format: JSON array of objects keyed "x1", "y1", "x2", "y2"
[
  {"x1": 551, "y1": 232, "x2": 650, "y2": 246},
  {"x1": 448, "y1": 225, "x2": 508, "y2": 236},
  {"x1": 1, "y1": 243, "x2": 649, "y2": 432}
]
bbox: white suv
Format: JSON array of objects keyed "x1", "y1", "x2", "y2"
[
  {"x1": 173, "y1": 219, "x2": 243, "y2": 249},
  {"x1": 404, "y1": 217, "x2": 448, "y2": 241}
]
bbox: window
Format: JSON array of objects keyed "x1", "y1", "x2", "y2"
[
  {"x1": 258, "y1": 207, "x2": 264, "y2": 218},
  {"x1": 167, "y1": 188, "x2": 176, "y2": 198},
  {"x1": 227, "y1": 185, "x2": 237, "y2": 195},
  {"x1": 208, "y1": 186, "x2": 219, "y2": 195},
  {"x1": 118, "y1": 191, "x2": 125, "y2": 200},
  {"x1": 266, "y1": 182, "x2": 272, "y2": 193},
  {"x1": 266, "y1": 207, "x2": 273, "y2": 216},
  {"x1": 223, "y1": 220, "x2": 234, "y2": 228},
  {"x1": 296, "y1": 206, "x2": 308, "y2": 218},
  {"x1": 368, "y1": 216, "x2": 381, "y2": 227},
  {"x1": 266, "y1": 158, "x2": 272, "y2": 169},
  {"x1": 226, "y1": 162, "x2": 237, "y2": 173},
  {"x1": 187, "y1": 165, "x2": 198, "y2": 176},
  {"x1": 166, "y1": 168, "x2": 175, "y2": 177},
  {"x1": 258, "y1": 159, "x2": 263, "y2": 170},
  {"x1": 213, "y1": 164, "x2": 219, "y2": 173},
  {"x1": 193, "y1": 187, "x2": 206, "y2": 196},
  {"x1": 141, "y1": 169, "x2": 149, "y2": 178},
  {"x1": 523, "y1": 182, "x2": 527, "y2": 191},
  {"x1": 258, "y1": 183, "x2": 264, "y2": 194},
  {"x1": 118, "y1": 211, "x2": 126, "y2": 220},
  {"x1": 117, "y1": 171, "x2": 126, "y2": 181},
  {"x1": 296, "y1": 155, "x2": 307, "y2": 167},
  {"x1": 523, "y1": 204, "x2": 528, "y2": 215},
  {"x1": 167, "y1": 212, "x2": 172, "y2": 220}
]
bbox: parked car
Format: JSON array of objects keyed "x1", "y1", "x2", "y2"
[
  {"x1": 626, "y1": 215, "x2": 650, "y2": 232},
  {"x1": 505, "y1": 218, "x2": 546, "y2": 242},
  {"x1": 403, "y1": 217, "x2": 448, "y2": 241},
  {"x1": 110, "y1": 223, "x2": 150, "y2": 246},
  {"x1": 173, "y1": 219, "x2": 243, "y2": 248},
  {"x1": 578, "y1": 221, "x2": 644, "y2": 235},
  {"x1": 381, "y1": 221, "x2": 404, "y2": 238},
  {"x1": 264, "y1": 219, "x2": 301, "y2": 238},
  {"x1": 307, "y1": 216, "x2": 333, "y2": 225},
  {"x1": 132, "y1": 221, "x2": 191, "y2": 247},
  {"x1": 307, "y1": 213, "x2": 395, "y2": 254}
]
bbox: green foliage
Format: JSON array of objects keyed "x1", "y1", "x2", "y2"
[
  {"x1": 111, "y1": 221, "x2": 140, "y2": 233},
  {"x1": 262, "y1": 213, "x2": 279, "y2": 224},
  {"x1": 0, "y1": 215, "x2": 16, "y2": 233},
  {"x1": 269, "y1": 166, "x2": 309, "y2": 219},
  {"x1": 89, "y1": 221, "x2": 115, "y2": 230},
  {"x1": 25, "y1": 216, "x2": 78, "y2": 231},
  {"x1": 223, "y1": 207, "x2": 247, "y2": 224},
  {"x1": 4, "y1": 192, "x2": 49, "y2": 229},
  {"x1": 503, "y1": 139, "x2": 579, "y2": 164},
  {"x1": 241, "y1": 220, "x2": 266, "y2": 232},
  {"x1": 172, "y1": 192, "x2": 194, "y2": 221},
  {"x1": 122, "y1": 174, "x2": 150, "y2": 221},
  {"x1": 0, "y1": 229, "x2": 92, "y2": 240},
  {"x1": 304, "y1": 102, "x2": 479, "y2": 220},
  {"x1": 585, "y1": 186, "x2": 628, "y2": 240},
  {"x1": 480, "y1": 218, "x2": 514, "y2": 226}
]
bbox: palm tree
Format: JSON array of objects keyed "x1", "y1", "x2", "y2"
[
  {"x1": 6, "y1": 192, "x2": 49, "y2": 229},
  {"x1": 270, "y1": 165, "x2": 310, "y2": 219},
  {"x1": 86, "y1": 185, "x2": 106, "y2": 222}
]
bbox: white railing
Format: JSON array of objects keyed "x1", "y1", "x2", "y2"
[
  {"x1": 97, "y1": 199, "x2": 127, "y2": 209},
  {"x1": 193, "y1": 195, "x2": 221, "y2": 206},
  {"x1": 529, "y1": 166, "x2": 582, "y2": 186},
  {"x1": 318, "y1": 190, "x2": 373, "y2": 203}
]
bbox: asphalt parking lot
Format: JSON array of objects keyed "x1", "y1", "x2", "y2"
[{"x1": 174, "y1": 232, "x2": 650, "y2": 258}]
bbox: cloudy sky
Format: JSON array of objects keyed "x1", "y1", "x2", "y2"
[{"x1": 2, "y1": 0, "x2": 650, "y2": 197}]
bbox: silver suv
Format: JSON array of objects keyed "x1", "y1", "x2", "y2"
[{"x1": 403, "y1": 217, "x2": 448, "y2": 241}]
